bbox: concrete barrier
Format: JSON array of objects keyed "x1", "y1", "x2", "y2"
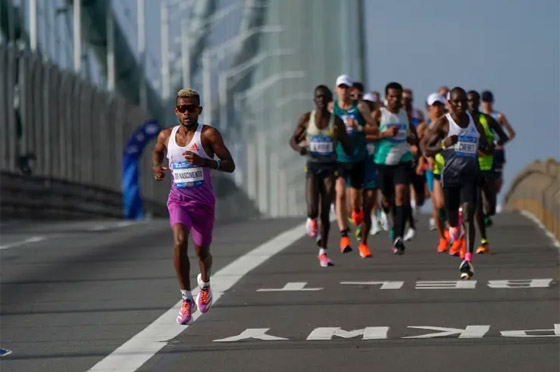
[
  {"x1": 0, "y1": 171, "x2": 260, "y2": 223},
  {"x1": 505, "y1": 160, "x2": 560, "y2": 241}
]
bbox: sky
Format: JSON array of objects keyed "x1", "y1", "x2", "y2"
[{"x1": 364, "y1": 0, "x2": 560, "y2": 200}]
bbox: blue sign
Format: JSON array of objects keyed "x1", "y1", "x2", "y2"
[{"x1": 122, "y1": 120, "x2": 160, "y2": 219}]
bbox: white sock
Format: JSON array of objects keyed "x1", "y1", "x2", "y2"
[
  {"x1": 181, "y1": 290, "x2": 192, "y2": 301},
  {"x1": 318, "y1": 248, "x2": 327, "y2": 256},
  {"x1": 199, "y1": 278, "x2": 210, "y2": 289}
]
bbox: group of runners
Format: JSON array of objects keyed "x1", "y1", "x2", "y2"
[
  {"x1": 289, "y1": 75, "x2": 514, "y2": 281},
  {"x1": 150, "y1": 79, "x2": 514, "y2": 325}
]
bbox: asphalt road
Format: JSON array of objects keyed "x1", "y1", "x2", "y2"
[{"x1": 1, "y1": 213, "x2": 558, "y2": 372}]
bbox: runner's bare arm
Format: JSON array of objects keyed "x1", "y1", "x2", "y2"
[
  {"x1": 289, "y1": 112, "x2": 310, "y2": 155},
  {"x1": 358, "y1": 100, "x2": 375, "y2": 126},
  {"x1": 335, "y1": 115, "x2": 352, "y2": 156},
  {"x1": 486, "y1": 114, "x2": 509, "y2": 146},
  {"x1": 497, "y1": 112, "x2": 515, "y2": 141},
  {"x1": 152, "y1": 129, "x2": 170, "y2": 180},
  {"x1": 407, "y1": 117, "x2": 420, "y2": 150},
  {"x1": 424, "y1": 117, "x2": 454, "y2": 156},
  {"x1": 204, "y1": 127, "x2": 235, "y2": 173},
  {"x1": 372, "y1": 108, "x2": 399, "y2": 141}
]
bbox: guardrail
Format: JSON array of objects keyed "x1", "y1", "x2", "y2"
[
  {"x1": 0, "y1": 170, "x2": 260, "y2": 223},
  {"x1": 505, "y1": 160, "x2": 560, "y2": 241}
]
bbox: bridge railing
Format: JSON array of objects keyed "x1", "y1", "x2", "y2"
[{"x1": 505, "y1": 160, "x2": 560, "y2": 241}]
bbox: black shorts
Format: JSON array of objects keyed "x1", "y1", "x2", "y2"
[
  {"x1": 376, "y1": 161, "x2": 413, "y2": 197},
  {"x1": 335, "y1": 161, "x2": 365, "y2": 189},
  {"x1": 443, "y1": 181, "x2": 478, "y2": 211},
  {"x1": 411, "y1": 172, "x2": 425, "y2": 195},
  {"x1": 493, "y1": 148, "x2": 506, "y2": 173},
  {"x1": 479, "y1": 170, "x2": 497, "y2": 188},
  {"x1": 306, "y1": 161, "x2": 335, "y2": 178}
]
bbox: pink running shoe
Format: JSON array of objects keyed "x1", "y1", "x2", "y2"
[
  {"x1": 306, "y1": 218, "x2": 318, "y2": 238},
  {"x1": 196, "y1": 273, "x2": 213, "y2": 314},
  {"x1": 318, "y1": 253, "x2": 334, "y2": 267},
  {"x1": 176, "y1": 298, "x2": 197, "y2": 324}
]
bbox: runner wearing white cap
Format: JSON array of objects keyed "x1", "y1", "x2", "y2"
[
  {"x1": 421, "y1": 93, "x2": 452, "y2": 253},
  {"x1": 332, "y1": 75, "x2": 376, "y2": 258}
]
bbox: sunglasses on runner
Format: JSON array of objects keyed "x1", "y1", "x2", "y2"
[{"x1": 176, "y1": 104, "x2": 199, "y2": 113}]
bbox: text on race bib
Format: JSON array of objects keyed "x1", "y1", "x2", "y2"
[
  {"x1": 455, "y1": 135, "x2": 478, "y2": 158},
  {"x1": 309, "y1": 136, "x2": 334, "y2": 156},
  {"x1": 385, "y1": 123, "x2": 408, "y2": 143},
  {"x1": 172, "y1": 161, "x2": 204, "y2": 188}
]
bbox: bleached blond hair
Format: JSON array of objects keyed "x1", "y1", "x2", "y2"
[{"x1": 176, "y1": 89, "x2": 200, "y2": 104}]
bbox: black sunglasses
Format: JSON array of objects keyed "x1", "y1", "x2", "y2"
[{"x1": 176, "y1": 104, "x2": 199, "y2": 113}]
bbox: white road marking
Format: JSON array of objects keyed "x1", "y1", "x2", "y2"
[
  {"x1": 488, "y1": 279, "x2": 553, "y2": 288},
  {"x1": 520, "y1": 210, "x2": 560, "y2": 251},
  {"x1": 87, "y1": 222, "x2": 306, "y2": 372},
  {"x1": 415, "y1": 280, "x2": 477, "y2": 289},
  {"x1": 306, "y1": 327, "x2": 389, "y2": 340},
  {"x1": 501, "y1": 324, "x2": 560, "y2": 337},
  {"x1": 340, "y1": 281, "x2": 404, "y2": 289},
  {"x1": 257, "y1": 282, "x2": 323, "y2": 292},
  {"x1": 90, "y1": 221, "x2": 136, "y2": 231},
  {"x1": 404, "y1": 325, "x2": 490, "y2": 339},
  {"x1": 0, "y1": 236, "x2": 46, "y2": 250},
  {"x1": 214, "y1": 328, "x2": 288, "y2": 342}
]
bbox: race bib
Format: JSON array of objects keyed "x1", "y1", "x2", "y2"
[
  {"x1": 309, "y1": 136, "x2": 334, "y2": 156},
  {"x1": 366, "y1": 142, "x2": 376, "y2": 156},
  {"x1": 387, "y1": 123, "x2": 407, "y2": 143},
  {"x1": 456, "y1": 135, "x2": 478, "y2": 158},
  {"x1": 172, "y1": 161, "x2": 204, "y2": 188}
]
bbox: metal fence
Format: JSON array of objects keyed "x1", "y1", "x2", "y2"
[{"x1": 0, "y1": 44, "x2": 169, "y2": 208}]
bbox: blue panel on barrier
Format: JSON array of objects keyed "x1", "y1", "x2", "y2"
[{"x1": 122, "y1": 120, "x2": 160, "y2": 219}]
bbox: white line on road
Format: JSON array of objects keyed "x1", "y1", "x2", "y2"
[
  {"x1": 87, "y1": 222, "x2": 307, "y2": 372},
  {"x1": 0, "y1": 236, "x2": 46, "y2": 250},
  {"x1": 520, "y1": 210, "x2": 560, "y2": 252},
  {"x1": 90, "y1": 221, "x2": 137, "y2": 231}
]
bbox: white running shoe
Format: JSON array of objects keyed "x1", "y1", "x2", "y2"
[
  {"x1": 429, "y1": 217, "x2": 436, "y2": 231},
  {"x1": 381, "y1": 211, "x2": 392, "y2": 231},
  {"x1": 404, "y1": 228, "x2": 416, "y2": 241},
  {"x1": 306, "y1": 218, "x2": 318, "y2": 238}
]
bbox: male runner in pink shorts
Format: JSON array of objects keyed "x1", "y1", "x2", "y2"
[{"x1": 152, "y1": 89, "x2": 235, "y2": 324}]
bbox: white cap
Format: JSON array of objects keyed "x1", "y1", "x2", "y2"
[
  {"x1": 335, "y1": 74, "x2": 353, "y2": 87},
  {"x1": 427, "y1": 93, "x2": 446, "y2": 106},
  {"x1": 363, "y1": 93, "x2": 377, "y2": 102}
]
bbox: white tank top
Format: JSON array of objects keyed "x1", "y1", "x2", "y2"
[
  {"x1": 445, "y1": 112, "x2": 479, "y2": 158},
  {"x1": 166, "y1": 124, "x2": 213, "y2": 192}
]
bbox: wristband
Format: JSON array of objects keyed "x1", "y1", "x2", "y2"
[
  {"x1": 441, "y1": 140, "x2": 447, "y2": 150},
  {"x1": 215, "y1": 159, "x2": 221, "y2": 170}
]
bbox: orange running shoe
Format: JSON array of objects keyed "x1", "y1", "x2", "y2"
[
  {"x1": 449, "y1": 237, "x2": 464, "y2": 256},
  {"x1": 476, "y1": 241, "x2": 489, "y2": 254},
  {"x1": 351, "y1": 209, "x2": 364, "y2": 226},
  {"x1": 437, "y1": 238, "x2": 449, "y2": 253},
  {"x1": 444, "y1": 230, "x2": 451, "y2": 241},
  {"x1": 358, "y1": 243, "x2": 372, "y2": 258},
  {"x1": 340, "y1": 236, "x2": 352, "y2": 253}
]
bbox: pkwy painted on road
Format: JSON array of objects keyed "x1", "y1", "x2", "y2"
[
  {"x1": 256, "y1": 279, "x2": 556, "y2": 291},
  {"x1": 213, "y1": 324, "x2": 560, "y2": 342}
]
